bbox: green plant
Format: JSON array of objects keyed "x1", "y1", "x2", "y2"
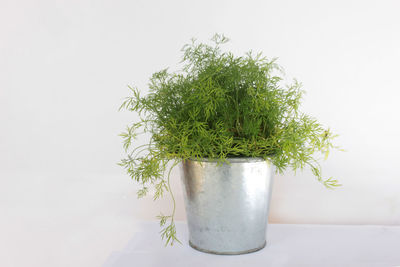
[{"x1": 119, "y1": 34, "x2": 340, "y2": 246}]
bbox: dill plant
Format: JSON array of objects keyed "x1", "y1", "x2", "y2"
[{"x1": 119, "y1": 34, "x2": 340, "y2": 246}]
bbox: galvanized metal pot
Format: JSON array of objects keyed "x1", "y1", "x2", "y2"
[{"x1": 181, "y1": 158, "x2": 274, "y2": 255}]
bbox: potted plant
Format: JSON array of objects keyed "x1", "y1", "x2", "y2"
[{"x1": 119, "y1": 34, "x2": 340, "y2": 254}]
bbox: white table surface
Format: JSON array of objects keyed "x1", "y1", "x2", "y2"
[{"x1": 103, "y1": 222, "x2": 400, "y2": 267}]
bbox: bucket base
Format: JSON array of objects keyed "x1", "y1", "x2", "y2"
[{"x1": 188, "y1": 240, "x2": 266, "y2": 255}]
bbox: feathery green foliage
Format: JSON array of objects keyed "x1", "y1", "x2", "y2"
[{"x1": 119, "y1": 34, "x2": 340, "y2": 245}]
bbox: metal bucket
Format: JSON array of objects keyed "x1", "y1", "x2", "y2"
[{"x1": 181, "y1": 158, "x2": 274, "y2": 255}]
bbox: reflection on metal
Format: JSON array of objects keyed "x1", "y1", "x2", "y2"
[{"x1": 181, "y1": 158, "x2": 274, "y2": 255}]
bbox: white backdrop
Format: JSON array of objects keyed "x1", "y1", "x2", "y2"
[{"x1": 1, "y1": 0, "x2": 400, "y2": 266}]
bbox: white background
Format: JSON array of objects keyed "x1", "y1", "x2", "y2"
[{"x1": 1, "y1": 0, "x2": 400, "y2": 266}]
